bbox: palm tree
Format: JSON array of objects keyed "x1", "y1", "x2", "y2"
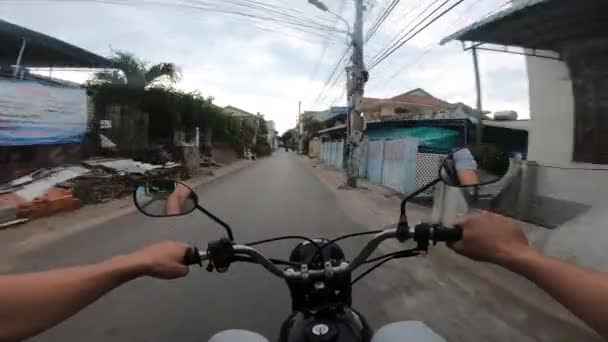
[{"x1": 89, "y1": 50, "x2": 181, "y2": 88}]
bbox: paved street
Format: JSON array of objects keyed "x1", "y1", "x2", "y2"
[
  {"x1": 15, "y1": 151, "x2": 384, "y2": 341},
  {"x1": 9, "y1": 151, "x2": 603, "y2": 342}
]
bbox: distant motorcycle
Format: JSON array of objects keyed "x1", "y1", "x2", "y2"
[{"x1": 133, "y1": 144, "x2": 509, "y2": 342}]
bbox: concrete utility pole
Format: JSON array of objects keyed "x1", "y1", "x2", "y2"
[
  {"x1": 472, "y1": 47, "x2": 483, "y2": 144},
  {"x1": 345, "y1": 0, "x2": 367, "y2": 187},
  {"x1": 298, "y1": 100, "x2": 304, "y2": 153},
  {"x1": 308, "y1": 0, "x2": 367, "y2": 186}
]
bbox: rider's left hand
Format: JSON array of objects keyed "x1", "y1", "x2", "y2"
[{"x1": 123, "y1": 242, "x2": 190, "y2": 279}]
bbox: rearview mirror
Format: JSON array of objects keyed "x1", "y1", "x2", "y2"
[
  {"x1": 133, "y1": 180, "x2": 197, "y2": 217},
  {"x1": 440, "y1": 144, "x2": 510, "y2": 188}
]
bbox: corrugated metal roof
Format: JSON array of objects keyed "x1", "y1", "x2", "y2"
[
  {"x1": 482, "y1": 119, "x2": 529, "y2": 131},
  {"x1": 0, "y1": 19, "x2": 112, "y2": 68},
  {"x1": 441, "y1": 0, "x2": 550, "y2": 45},
  {"x1": 440, "y1": 0, "x2": 608, "y2": 51}
]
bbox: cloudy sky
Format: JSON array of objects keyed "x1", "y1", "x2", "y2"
[{"x1": 2, "y1": 0, "x2": 530, "y2": 133}]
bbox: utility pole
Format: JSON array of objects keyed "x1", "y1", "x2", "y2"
[
  {"x1": 308, "y1": 0, "x2": 366, "y2": 186},
  {"x1": 345, "y1": 0, "x2": 367, "y2": 187},
  {"x1": 472, "y1": 46, "x2": 483, "y2": 144},
  {"x1": 298, "y1": 100, "x2": 303, "y2": 153}
]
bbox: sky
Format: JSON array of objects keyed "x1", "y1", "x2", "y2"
[{"x1": 2, "y1": 0, "x2": 530, "y2": 134}]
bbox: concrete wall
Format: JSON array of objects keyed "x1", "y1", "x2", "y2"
[{"x1": 524, "y1": 52, "x2": 608, "y2": 269}]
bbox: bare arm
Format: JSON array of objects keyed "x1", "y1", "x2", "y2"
[
  {"x1": 503, "y1": 248, "x2": 608, "y2": 338},
  {"x1": 452, "y1": 211, "x2": 608, "y2": 339},
  {"x1": 0, "y1": 242, "x2": 189, "y2": 341}
]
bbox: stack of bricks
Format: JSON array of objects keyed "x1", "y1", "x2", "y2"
[{"x1": 16, "y1": 188, "x2": 80, "y2": 219}]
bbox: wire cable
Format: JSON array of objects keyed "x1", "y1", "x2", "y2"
[
  {"x1": 367, "y1": 0, "x2": 442, "y2": 61},
  {"x1": 351, "y1": 248, "x2": 420, "y2": 284},
  {"x1": 313, "y1": 46, "x2": 351, "y2": 107},
  {"x1": 365, "y1": 0, "x2": 401, "y2": 43},
  {"x1": 368, "y1": 0, "x2": 461, "y2": 70}
]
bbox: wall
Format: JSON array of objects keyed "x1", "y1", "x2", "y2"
[
  {"x1": 524, "y1": 51, "x2": 608, "y2": 269},
  {"x1": 106, "y1": 104, "x2": 149, "y2": 155}
]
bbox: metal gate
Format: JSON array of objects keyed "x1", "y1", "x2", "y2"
[
  {"x1": 382, "y1": 138, "x2": 418, "y2": 193},
  {"x1": 366, "y1": 140, "x2": 385, "y2": 184}
]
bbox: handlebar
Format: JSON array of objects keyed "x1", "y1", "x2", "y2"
[{"x1": 188, "y1": 224, "x2": 462, "y2": 280}]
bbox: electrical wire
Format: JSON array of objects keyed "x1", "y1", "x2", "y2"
[
  {"x1": 365, "y1": 0, "x2": 401, "y2": 43},
  {"x1": 232, "y1": 255, "x2": 300, "y2": 267},
  {"x1": 14, "y1": 0, "x2": 345, "y2": 42},
  {"x1": 351, "y1": 248, "x2": 420, "y2": 284},
  {"x1": 310, "y1": 230, "x2": 383, "y2": 263},
  {"x1": 313, "y1": 46, "x2": 351, "y2": 107},
  {"x1": 245, "y1": 235, "x2": 322, "y2": 249},
  {"x1": 367, "y1": 0, "x2": 443, "y2": 61},
  {"x1": 310, "y1": 0, "x2": 348, "y2": 81},
  {"x1": 368, "y1": 0, "x2": 463, "y2": 70},
  {"x1": 370, "y1": 0, "x2": 512, "y2": 91}
]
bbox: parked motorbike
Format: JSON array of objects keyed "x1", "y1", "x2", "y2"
[{"x1": 133, "y1": 144, "x2": 510, "y2": 342}]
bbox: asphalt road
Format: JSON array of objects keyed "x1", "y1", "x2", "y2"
[{"x1": 16, "y1": 151, "x2": 387, "y2": 342}]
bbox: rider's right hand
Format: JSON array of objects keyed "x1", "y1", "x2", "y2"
[{"x1": 449, "y1": 211, "x2": 533, "y2": 266}]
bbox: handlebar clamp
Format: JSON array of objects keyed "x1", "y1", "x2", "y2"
[{"x1": 207, "y1": 238, "x2": 235, "y2": 273}]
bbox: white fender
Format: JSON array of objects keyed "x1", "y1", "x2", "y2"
[
  {"x1": 209, "y1": 329, "x2": 269, "y2": 342},
  {"x1": 372, "y1": 321, "x2": 447, "y2": 342}
]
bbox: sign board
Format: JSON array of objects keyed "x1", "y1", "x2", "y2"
[
  {"x1": 99, "y1": 120, "x2": 112, "y2": 129},
  {"x1": 0, "y1": 79, "x2": 87, "y2": 146}
]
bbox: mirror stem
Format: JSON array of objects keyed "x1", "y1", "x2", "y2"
[
  {"x1": 400, "y1": 178, "x2": 442, "y2": 216},
  {"x1": 196, "y1": 205, "x2": 235, "y2": 241}
]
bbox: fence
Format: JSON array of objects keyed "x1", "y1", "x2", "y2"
[
  {"x1": 415, "y1": 152, "x2": 447, "y2": 196},
  {"x1": 320, "y1": 140, "x2": 344, "y2": 169},
  {"x1": 322, "y1": 138, "x2": 418, "y2": 194}
]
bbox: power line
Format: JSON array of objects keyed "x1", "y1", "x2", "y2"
[
  {"x1": 369, "y1": 0, "x2": 511, "y2": 94},
  {"x1": 313, "y1": 46, "x2": 351, "y2": 107},
  {"x1": 367, "y1": 0, "x2": 452, "y2": 69},
  {"x1": 14, "y1": 0, "x2": 345, "y2": 41},
  {"x1": 365, "y1": 0, "x2": 401, "y2": 43},
  {"x1": 310, "y1": 0, "x2": 348, "y2": 81},
  {"x1": 367, "y1": 0, "x2": 442, "y2": 60},
  {"x1": 368, "y1": 0, "x2": 466, "y2": 70}
]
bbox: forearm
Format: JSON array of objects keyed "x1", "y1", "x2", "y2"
[
  {"x1": 503, "y1": 248, "x2": 608, "y2": 338},
  {"x1": 0, "y1": 256, "x2": 144, "y2": 341}
]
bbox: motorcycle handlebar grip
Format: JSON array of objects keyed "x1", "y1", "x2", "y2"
[
  {"x1": 434, "y1": 226, "x2": 463, "y2": 242},
  {"x1": 183, "y1": 246, "x2": 202, "y2": 266}
]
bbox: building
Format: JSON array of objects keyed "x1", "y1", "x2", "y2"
[
  {"x1": 442, "y1": 0, "x2": 608, "y2": 267},
  {"x1": 301, "y1": 106, "x2": 348, "y2": 123},
  {"x1": 0, "y1": 18, "x2": 113, "y2": 182},
  {"x1": 360, "y1": 88, "x2": 450, "y2": 122},
  {"x1": 224, "y1": 105, "x2": 259, "y2": 145}
]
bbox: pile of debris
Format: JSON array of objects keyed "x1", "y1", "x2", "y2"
[{"x1": 0, "y1": 159, "x2": 182, "y2": 229}]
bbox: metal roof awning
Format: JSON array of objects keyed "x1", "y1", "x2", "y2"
[
  {"x1": 440, "y1": 0, "x2": 608, "y2": 52},
  {"x1": 0, "y1": 19, "x2": 113, "y2": 68},
  {"x1": 316, "y1": 124, "x2": 346, "y2": 135}
]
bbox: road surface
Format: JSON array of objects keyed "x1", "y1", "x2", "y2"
[
  {"x1": 10, "y1": 151, "x2": 602, "y2": 342},
  {"x1": 15, "y1": 151, "x2": 387, "y2": 341}
]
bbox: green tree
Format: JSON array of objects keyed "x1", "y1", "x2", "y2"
[
  {"x1": 89, "y1": 50, "x2": 181, "y2": 89},
  {"x1": 301, "y1": 117, "x2": 326, "y2": 154},
  {"x1": 253, "y1": 116, "x2": 271, "y2": 156}
]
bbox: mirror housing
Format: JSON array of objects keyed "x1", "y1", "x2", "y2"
[
  {"x1": 133, "y1": 180, "x2": 198, "y2": 217},
  {"x1": 439, "y1": 144, "x2": 510, "y2": 188}
]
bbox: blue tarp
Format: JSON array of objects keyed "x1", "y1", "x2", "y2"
[
  {"x1": 365, "y1": 126, "x2": 461, "y2": 151},
  {"x1": 0, "y1": 79, "x2": 87, "y2": 146}
]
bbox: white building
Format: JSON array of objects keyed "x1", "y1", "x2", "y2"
[{"x1": 442, "y1": 0, "x2": 608, "y2": 268}]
